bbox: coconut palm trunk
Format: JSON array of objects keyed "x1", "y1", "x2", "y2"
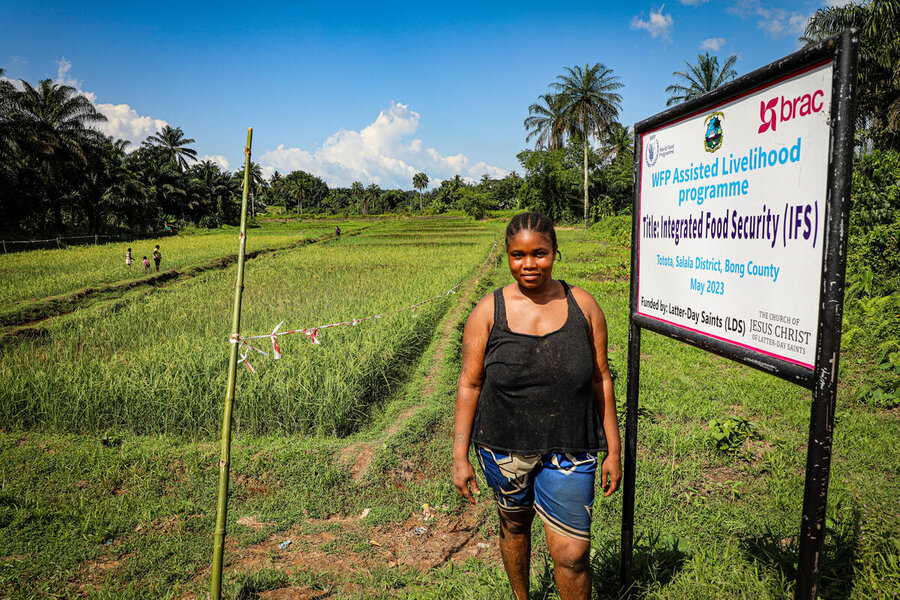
[
  {"x1": 583, "y1": 107, "x2": 590, "y2": 230},
  {"x1": 550, "y1": 63, "x2": 622, "y2": 230}
]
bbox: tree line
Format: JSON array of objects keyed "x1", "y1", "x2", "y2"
[{"x1": 0, "y1": 69, "x2": 527, "y2": 238}]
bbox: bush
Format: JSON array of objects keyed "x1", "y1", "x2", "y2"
[
  {"x1": 457, "y1": 188, "x2": 492, "y2": 220},
  {"x1": 842, "y1": 149, "x2": 900, "y2": 407},
  {"x1": 198, "y1": 214, "x2": 220, "y2": 229},
  {"x1": 848, "y1": 149, "x2": 900, "y2": 296},
  {"x1": 590, "y1": 214, "x2": 632, "y2": 247}
]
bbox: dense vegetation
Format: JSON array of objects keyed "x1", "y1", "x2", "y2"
[{"x1": 800, "y1": 1, "x2": 900, "y2": 408}]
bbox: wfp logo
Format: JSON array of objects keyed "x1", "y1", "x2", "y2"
[
  {"x1": 758, "y1": 89, "x2": 825, "y2": 134},
  {"x1": 704, "y1": 112, "x2": 724, "y2": 153},
  {"x1": 645, "y1": 135, "x2": 659, "y2": 167}
]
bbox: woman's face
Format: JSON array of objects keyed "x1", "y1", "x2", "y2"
[{"x1": 506, "y1": 229, "x2": 556, "y2": 290}]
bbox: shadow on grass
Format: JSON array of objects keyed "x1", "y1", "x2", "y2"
[
  {"x1": 530, "y1": 531, "x2": 692, "y2": 600},
  {"x1": 739, "y1": 504, "x2": 861, "y2": 600}
]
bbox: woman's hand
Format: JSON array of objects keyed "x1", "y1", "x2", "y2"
[
  {"x1": 453, "y1": 456, "x2": 481, "y2": 504},
  {"x1": 600, "y1": 452, "x2": 622, "y2": 497}
]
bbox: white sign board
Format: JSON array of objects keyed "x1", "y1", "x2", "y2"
[{"x1": 637, "y1": 60, "x2": 834, "y2": 369}]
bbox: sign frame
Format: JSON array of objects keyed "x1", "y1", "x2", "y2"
[{"x1": 620, "y1": 31, "x2": 858, "y2": 600}]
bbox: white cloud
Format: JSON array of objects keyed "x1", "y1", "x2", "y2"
[
  {"x1": 679, "y1": 0, "x2": 709, "y2": 4},
  {"x1": 700, "y1": 37, "x2": 726, "y2": 51},
  {"x1": 55, "y1": 57, "x2": 80, "y2": 88},
  {"x1": 92, "y1": 102, "x2": 168, "y2": 147},
  {"x1": 52, "y1": 58, "x2": 168, "y2": 148},
  {"x1": 201, "y1": 155, "x2": 231, "y2": 170},
  {"x1": 259, "y1": 101, "x2": 508, "y2": 189},
  {"x1": 728, "y1": 0, "x2": 807, "y2": 38},
  {"x1": 631, "y1": 6, "x2": 674, "y2": 42}
]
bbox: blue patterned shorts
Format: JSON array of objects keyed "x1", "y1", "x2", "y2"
[{"x1": 475, "y1": 445, "x2": 597, "y2": 541}]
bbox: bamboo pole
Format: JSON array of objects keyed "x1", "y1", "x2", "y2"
[{"x1": 210, "y1": 127, "x2": 253, "y2": 600}]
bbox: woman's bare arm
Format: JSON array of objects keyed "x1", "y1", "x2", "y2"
[{"x1": 452, "y1": 294, "x2": 493, "y2": 503}]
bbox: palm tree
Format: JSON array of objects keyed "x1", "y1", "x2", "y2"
[
  {"x1": 0, "y1": 68, "x2": 19, "y2": 193},
  {"x1": 286, "y1": 178, "x2": 307, "y2": 216},
  {"x1": 350, "y1": 181, "x2": 363, "y2": 214},
  {"x1": 552, "y1": 63, "x2": 623, "y2": 229},
  {"x1": 363, "y1": 183, "x2": 379, "y2": 215},
  {"x1": 189, "y1": 160, "x2": 230, "y2": 218},
  {"x1": 10, "y1": 78, "x2": 108, "y2": 232},
  {"x1": 267, "y1": 171, "x2": 284, "y2": 207},
  {"x1": 600, "y1": 122, "x2": 634, "y2": 164},
  {"x1": 803, "y1": 0, "x2": 900, "y2": 141},
  {"x1": 245, "y1": 161, "x2": 264, "y2": 217},
  {"x1": 524, "y1": 93, "x2": 570, "y2": 150},
  {"x1": 12, "y1": 78, "x2": 107, "y2": 162},
  {"x1": 665, "y1": 52, "x2": 738, "y2": 106},
  {"x1": 128, "y1": 149, "x2": 188, "y2": 222},
  {"x1": 145, "y1": 125, "x2": 198, "y2": 171},
  {"x1": 412, "y1": 172, "x2": 428, "y2": 211}
]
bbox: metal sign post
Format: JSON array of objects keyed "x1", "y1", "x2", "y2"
[{"x1": 620, "y1": 31, "x2": 857, "y2": 600}]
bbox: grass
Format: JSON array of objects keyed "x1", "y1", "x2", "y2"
[
  {"x1": 0, "y1": 219, "x2": 356, "y2": 308},
  {"x1": 0, "y1": 215, "x2": 896, "y2": 599},
  {"x1": 0, "y1": 216, "x2": 495, "y2": 436}
]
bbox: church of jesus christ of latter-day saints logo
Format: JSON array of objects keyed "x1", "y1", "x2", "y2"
[
  {"x1": 704, "y1": 111, "x2": 724, "y2": 153},
  {"x1": 645, "y1": 134, "x2": 660, "y2": 167}
]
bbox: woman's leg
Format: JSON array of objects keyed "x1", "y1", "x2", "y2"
[
  {"x1": 532, "y1": 452, "x2": 597, "y2": 600},
  {"x1": 498, "y1": 507, "x2": 535, "y2": 600},
  {"x1": 474, "y1": 446, "x2": 542, "y2": 599},
  {"x1": 544, "y1": 525, "x2": 591, "y2": 600}
]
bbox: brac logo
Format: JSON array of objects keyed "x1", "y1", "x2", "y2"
[{"x1": 758, "y1": 89, "x2": 825, "y2": 134}]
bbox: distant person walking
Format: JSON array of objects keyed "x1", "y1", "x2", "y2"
[
  {"x1": 125, "y1": 248, "x2": 133, "y2": 268},
  {"x1": 142, "y1": 256, "x2": 151, "y2": 273},
  {"x1": 152, "y1": 244, "x2": 162, "y2": 272},
  {"x1": 335, "y1": 225, "x2": 341, "y2": 237}
]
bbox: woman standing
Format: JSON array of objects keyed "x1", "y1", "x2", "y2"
[{"x1": 453, "y1": 212, "x2": 621, "y2": 600}]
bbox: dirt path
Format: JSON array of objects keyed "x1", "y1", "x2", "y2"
[{"x1": 183, "y1": 498, "x2": 497, "y2": 599}]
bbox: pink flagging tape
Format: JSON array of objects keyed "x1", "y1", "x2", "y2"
[
  {"x1": 271, "y1": 321, "x2": 283, "y2": 359},
  {"x1": 230, "y1": 240, "x2": 497, "y2": 373},
  {"x1": 239, "y1": 342, "x2": 257, "y2": 375}
]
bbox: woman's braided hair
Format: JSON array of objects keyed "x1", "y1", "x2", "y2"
[{"x1": 505, "y1": 212, "x2": 558, "y2": 250}]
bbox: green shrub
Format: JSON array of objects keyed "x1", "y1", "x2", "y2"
[
  {"x1": 848, "y1": 149, "x2": 900, "y2": 296},
  {"x1": 708, "y1": 415, "x2": 760, "y2": 453}
]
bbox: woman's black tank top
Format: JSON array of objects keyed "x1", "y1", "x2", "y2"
[{"x1": 470, "y1": 281, "x2": 606, "y2": 454}]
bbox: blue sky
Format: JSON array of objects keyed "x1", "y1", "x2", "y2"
[{"x1": 1, "y1": 0, "x2": 840, "y2": 189}]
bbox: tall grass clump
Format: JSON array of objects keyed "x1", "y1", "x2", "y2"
[{"x1": 0, "y1": 217, "x2": 494, "y2": 436}]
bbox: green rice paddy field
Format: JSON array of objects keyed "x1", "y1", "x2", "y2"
[{"x1": 0, "y1": 215, "x2": 896, "y2": 599}]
